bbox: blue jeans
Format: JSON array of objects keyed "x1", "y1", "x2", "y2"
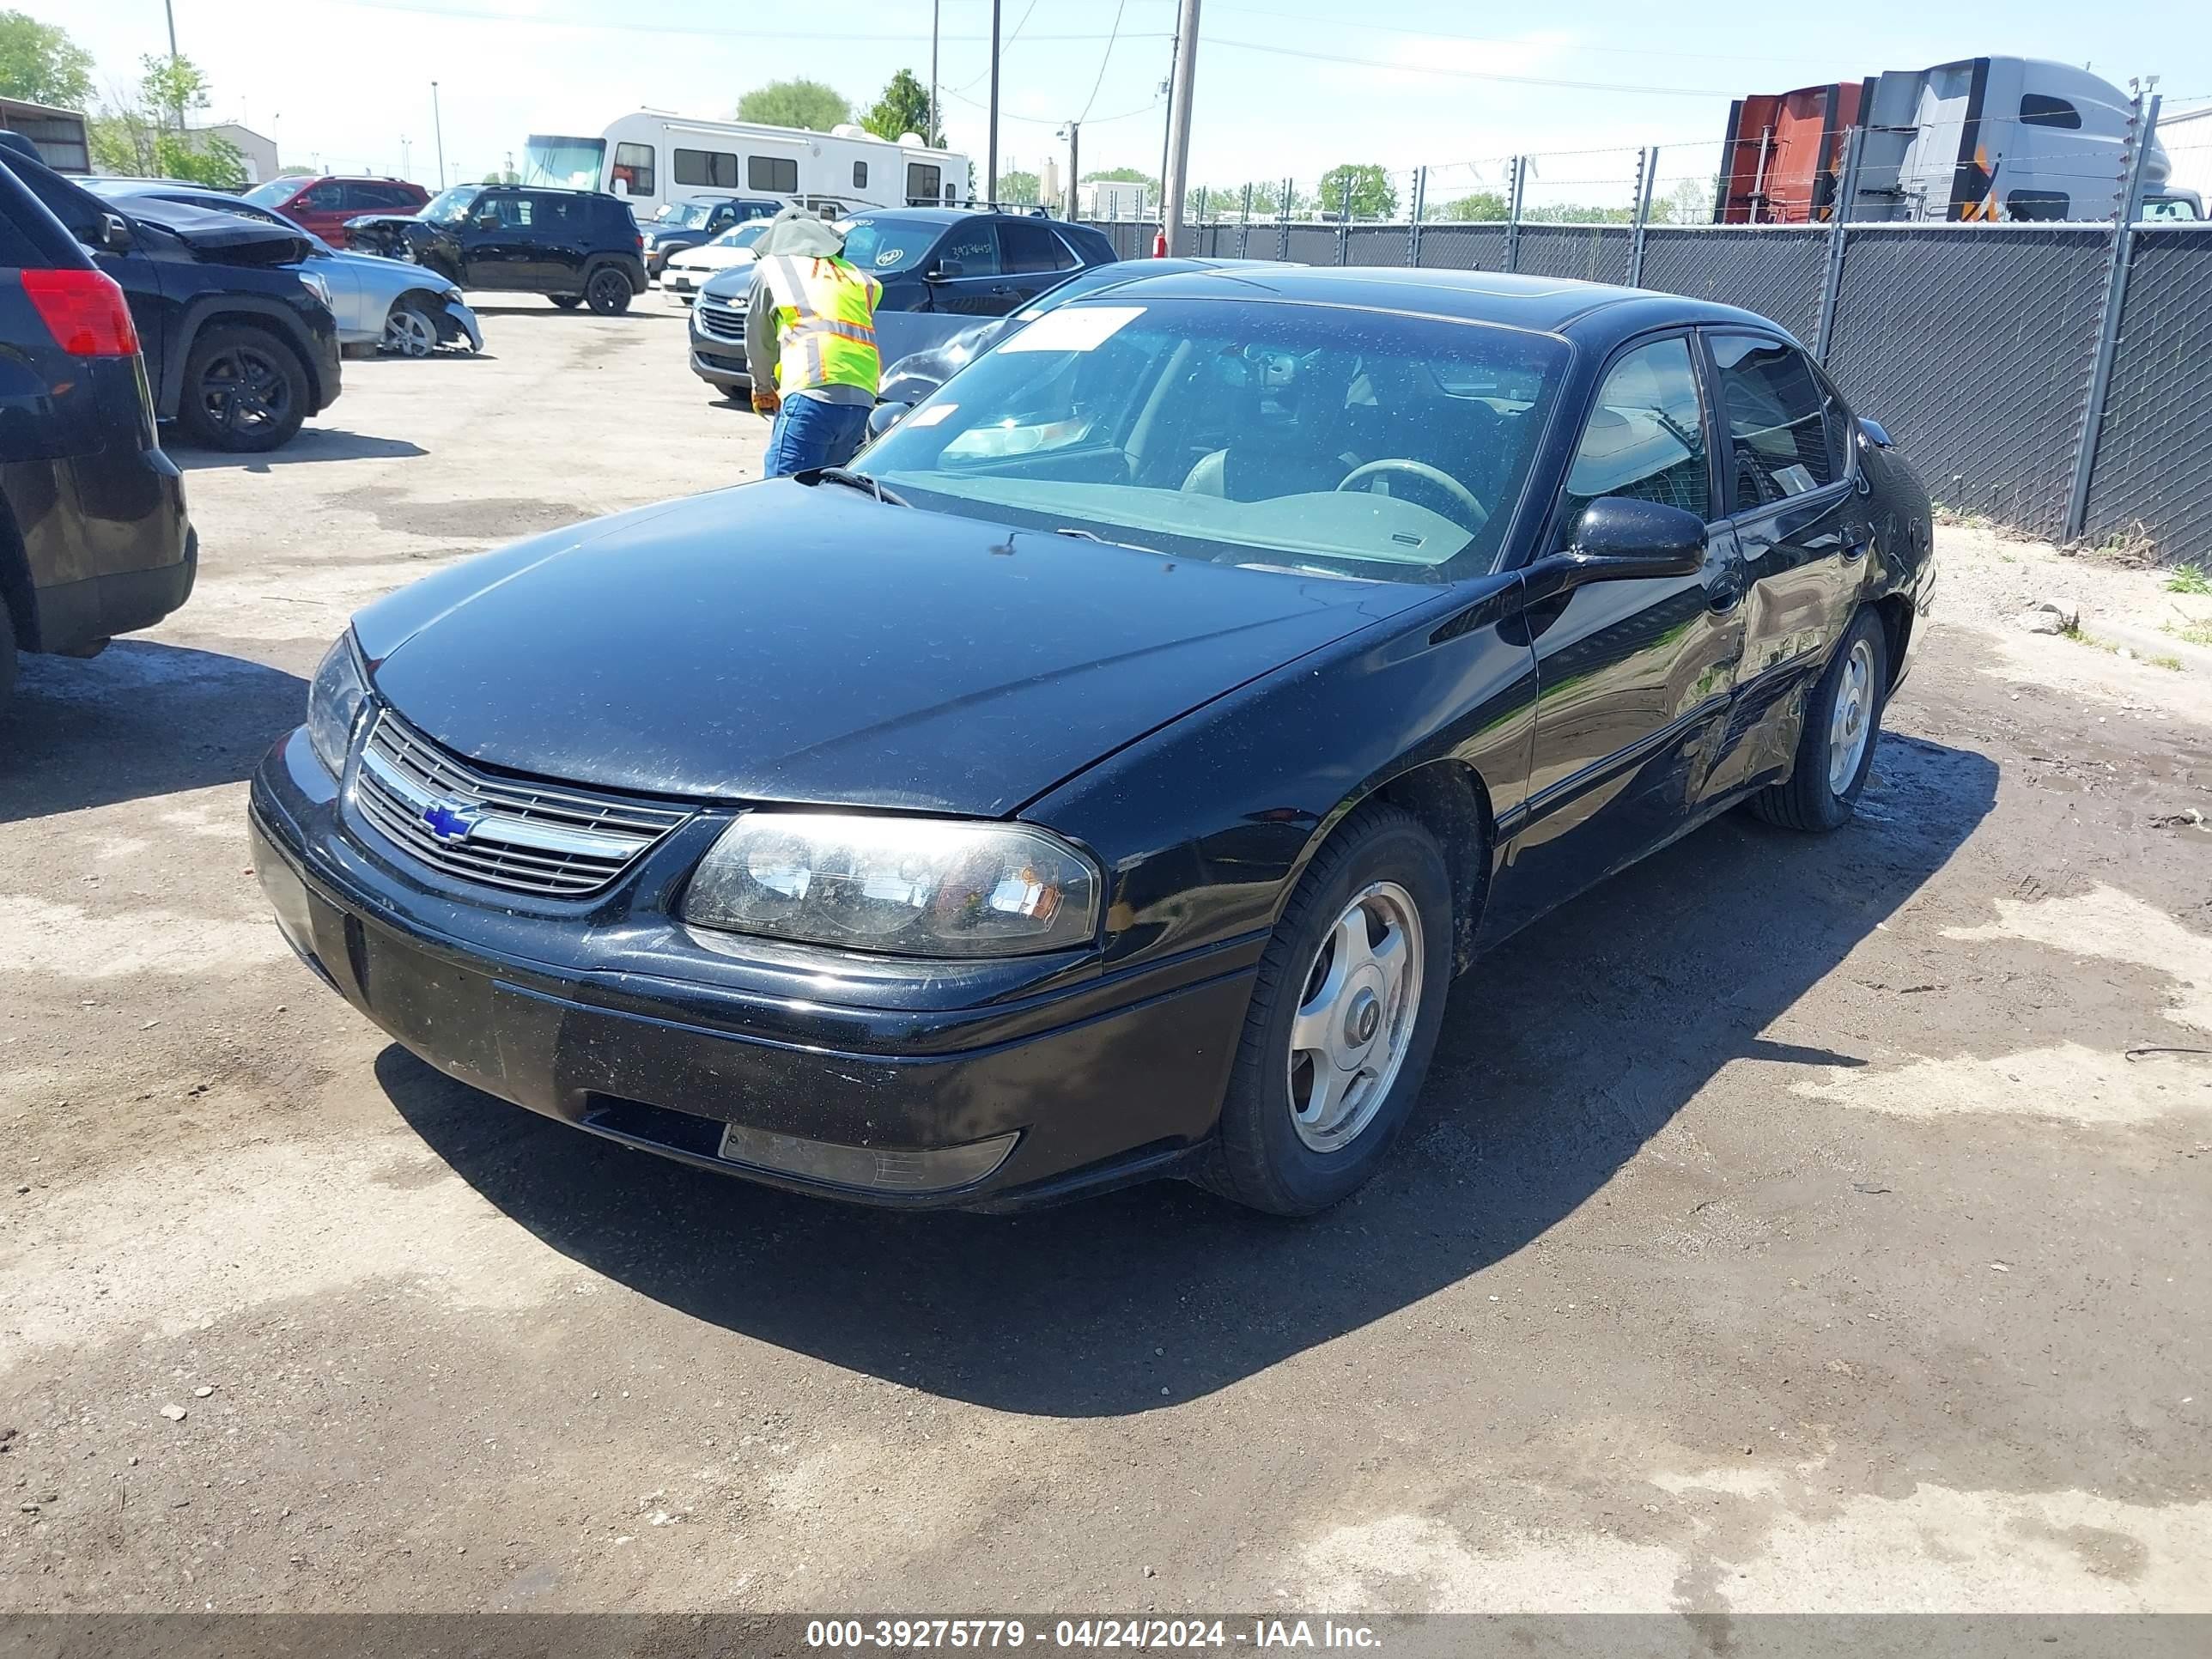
[{"x1": 763, "y1": 396, "x2": 872, "y2": 478}]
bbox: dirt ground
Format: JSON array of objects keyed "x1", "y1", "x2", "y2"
[{"x1": 2, "y1": 299, "x2": 2207, "y2": 1617}]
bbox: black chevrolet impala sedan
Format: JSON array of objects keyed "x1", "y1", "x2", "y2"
[{"x1": 250, "y1": 268, "x2": 1934, "y2": 1215}]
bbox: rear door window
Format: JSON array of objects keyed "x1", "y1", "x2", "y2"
[
  {"x1": 1708, "y1": 333, "x2": 1838, "y2": 510},
  {"x1": 997, "y1": 218, "x2": 1078, "y2": 274}
]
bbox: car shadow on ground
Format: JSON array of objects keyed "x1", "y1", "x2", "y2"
[
  {"x1": 0, "y1": 641, "x2": 305, "y2": 823},
  {"x1": 170, "y1": 430, "x2": 429, "y2": 471},
  {"x1": 380, "y1": 732, "x2": 1996, "y2": 1417},
  {"x1": 465, "y1": 305, "x2": 685, "y2": 322}
]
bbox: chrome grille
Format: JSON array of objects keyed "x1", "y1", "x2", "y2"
[
  {"x1": 352, "y1": 711, "x2": 689, "y2": 898},
  {"x1": 696, "y1": 295, "x2": 746, "y2": 343}
]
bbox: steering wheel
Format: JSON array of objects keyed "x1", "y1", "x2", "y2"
[{"x1": 1334, "y1": 459, "x2": 1487, "y2": 527}]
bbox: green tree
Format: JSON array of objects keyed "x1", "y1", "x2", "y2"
[
  {"x1": 1650, "y1": 177, "x2": 1715, "y2": 225},
  {"x1": 1427, "y1": 191, "x2": 1507, "y2": 222},
  {"x1": 1083, "y1": 166, "x2": 1154, "y2": 187},
  {"x1": 88, "y1": 54, "x2": 245, "y2": 189},
  {"x1": 0, "y1": 9, "x2": 94, "y2": 109},
  {"x1": 1316, "y1": 162, "x2": 1398, "y2": 220},
  {"x1": 737, "y1": 78, "x2": 850, "y2": 132},
  {"x1": 996, "y1": 168, "x2": 1040, "y2": 205},
  {"x1": 1522, "y1": 203, "x2": 1635, "y2": 224},
  {"x1": 860, "y1": 68, "x2": 940, "y2": 147}
]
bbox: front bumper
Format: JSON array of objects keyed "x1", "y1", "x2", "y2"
[
  {"x1": 689, "y1": 344, "x2": 750, "y2": 392},
  {"x1": 248, "y1": 726, "x2": 1254, "y2": 1210},
  {"x1": 439, "y1": 298, "x2": 483, "y2": 352}
]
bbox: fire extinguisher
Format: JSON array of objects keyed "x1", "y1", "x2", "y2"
[{"x1": 1151, "y1": 228, "x2": 1167, "y2": 257}]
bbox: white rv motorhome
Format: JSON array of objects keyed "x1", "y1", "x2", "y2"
[{"x1": 521, "y1": 115, "x2": 968, "y2": 222}]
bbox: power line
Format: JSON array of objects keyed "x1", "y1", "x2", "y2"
[
  {"x1": 301, "y1": 0, "x2": 1126, "y2": 42},
  {"x1": 1201, "y1": 3, "x2": 1844, "y2": 69},
  {"x1": 952, "y1": 0, "x2": 1042, "y2": 94},
  {"x1": 1075, "y1": 0, "x2": 1131, "y2": 125},
  {"x1": 1206, "y1": 35, "x2": 1731, "y2": 97}
]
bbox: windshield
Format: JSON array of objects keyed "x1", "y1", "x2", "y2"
[
  {"x1": 710, "y1": 222, "x2": 769, "y2": 250},
  {"x1": 240, "y1": 179, "x2": 297, "y2": 208},
  {"x1": 837, "y1": 216, "x2": 944, "y2": 274},
  {"x1": 666, "y1": 200, "x2": 722, "y2": 229},
  {"x1": 421, "y1": 186, "x2": 475, "y2": 224},
  {"x1": 521, "y1": 134, "x2": 605, "y2": 191},
  {"x1": 863, "y1": 298, "x2": 1565, "y2": 583}
]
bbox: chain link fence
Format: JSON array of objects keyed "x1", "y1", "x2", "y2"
[{"x1": 1079, "y1": 211, "x2": 2212, "y2": 563}]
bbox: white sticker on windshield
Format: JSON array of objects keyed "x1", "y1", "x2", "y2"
[
  {"x1": 907, "y1": 402, "x2": 957, "y2": 428},
  {"x1": 1000, "y1": 305, "x2": 1145, "y2": 354}
]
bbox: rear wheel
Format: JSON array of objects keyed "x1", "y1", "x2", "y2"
[
  {"x1": 0, "y1": 586, "x2": 17, "y2": 720},
  {"x1": 1200, "y1": 804, "x2": 1452, "y2": 1215},
  {"x1": 1750, "y1": 607, "x2": 1890, "y2": 831},
  {"x1": 584, "y1": 265, "x2": 631, "y2": 315},
  {"x1": 549, "y1": 294, "x2": 583, "y2": 310},
  {"x1": 176, "y1": 325, "x2": 308, "y2": 453}
]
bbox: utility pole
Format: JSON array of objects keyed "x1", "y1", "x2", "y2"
[
  {"x1": 986, "y1": 0, "x2": 1002, "y2": 204},
  {"x1": 400, "y1": 135, "x2": 410, "y2": 180},
  {"x1": 1159, "y1": 0, "x2": 1201, "y2": 257},
  {"x1": 930, "y1": 0, "x2": 939, "y2": 151},
  {"x1": 1059, "y1": 121, "x2": 1080, "y2": 218},
  {"x1": 431, "y1": 81, "x2": 447, "y2": 191}
]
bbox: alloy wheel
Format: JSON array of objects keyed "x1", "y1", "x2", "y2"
[
  {"x1": 383, "y1": 307, "x2": 436, "y2": 357},
  {"x1": 1827, "y1": 638, "x2": 1876, "y2": 793},
  {"x1": 198, "y1": 346, "x2": 293, "y2": 440},
  {"x1": 1285, "y1": 881, "x2": 1424, "y2": 1153}
]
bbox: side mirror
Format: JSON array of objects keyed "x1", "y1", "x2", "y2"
[
  {"x1": 1526, "y1": 496, "x2": 1707, "y2": 600},
  {"x1": 927, "y1": 259, "x2": 964, "y2": 281},
  {"x1": 1857, "y1": 416, "x2": 1893, "y2": 449},
  {"x1": 97, "y1": 212, "x2": 134, "y2": 253},
  {"x1": 866, "y1": 401, "x2": 912, "y2": 441}
]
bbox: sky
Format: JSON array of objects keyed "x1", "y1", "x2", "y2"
[{"x1": 36, "y1": 0, "x2": 2212, "y2": 210}]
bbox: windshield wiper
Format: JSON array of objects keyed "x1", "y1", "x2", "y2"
[
  {"x1": 1054, "y1": 526, "x2": 1164, "y2": 556},
  {"x1": 802, "y1": 466, "x2": 908, "y2": 507}
]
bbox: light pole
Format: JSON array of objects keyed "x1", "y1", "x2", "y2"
[
  {"x1": 985, "y1": 0, "x2": 1001, "y2": 204},
  {"x1": 430, "y1": 82, "x2": 447, "y2": 190},
  {"x1": 163, "y1": 0, "x2": 185, "y2": 134},
  {"x1": 400, "y1": 135, "x2": 410, "y2": 181},
  {"x1": 929, "y1": 0, "x2": 939, "y2": 151},
  {"x1": 1057, "y1": 122, "x2": 1079, "y2": 218}
]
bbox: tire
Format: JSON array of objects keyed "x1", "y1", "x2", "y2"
[
  {"x1": 176, "y1": 325, "x2": 308, "y2": 453},
  {"x1": 1750, "y1": 606, "x2": 1890, "y2": 832},
  {"x1": 583, "y1": 265, "x2": 632, "y2": 315},
  {"x1": 381, "y1": 298, "x2": 438, "y2": 357},
  {"x1": 549, "y1": 294, "x2": 584, "y2": 310},
  {"x1": 0, "y1": 586, "x2": 17, "y2": 721},
  {"x1": 1200, "y1": 803, "x2": 1454, "y2": 1216}
]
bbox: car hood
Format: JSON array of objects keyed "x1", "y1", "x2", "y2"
[
  {"x1": 128, "y1": 200, "x2": 311, "y2": 264},
  {"x1": 355, "y1": 482, "x2": 1420, "y2": 816}
]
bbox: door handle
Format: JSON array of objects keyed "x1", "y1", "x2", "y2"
[
  {"x1": 988, "y1": 284, "x2": 1015, "y2": 295},
  {"x1": 1708, "y1": 573, "x2": 1746, "y2": 613},
  {"x1": 1843, "y1": 538, "x2": 1871, "y2": 562}
]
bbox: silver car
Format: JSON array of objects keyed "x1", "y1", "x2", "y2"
[{"x1": 82, "y1": 179, "x2": 481, "y2": 357}]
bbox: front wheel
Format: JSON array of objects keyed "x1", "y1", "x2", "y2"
[
  {"x1": 584, "y1": 266, "x2": 632, "y2": 315},
  {"x1": 381, "y1": 299, "x2": 438, "y2": 357},
  {"x1": 176, "y1": 325, "x2": 309, "y2": 453},
  {"x1": 1200, "y1": 804, "x2": 1453, "y2": 1216},
  {"x1": 1750, "y1": 607, "x2": 1890, "y2": 831}
]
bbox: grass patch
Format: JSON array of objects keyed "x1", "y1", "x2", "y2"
[
  {"x1": 2063, "y1": 622, "x2": 2185, "y2": 670},
  {"x1": 2162, "y1": 617, "x2": 2212, "y2": 649},
  {"x1": 2166, "y1": 563, "x2": 2212, "y2": 596}
]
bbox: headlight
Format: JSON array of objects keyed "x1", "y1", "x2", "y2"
[
  {"x1": 299, "y1": 269, "x2": 331, "y2": 308},
  {"x1": 683, "y1": 812, "x2": 1100, "y2": 957},
  {"x1": 305, "y1": 634, "x2": 369, "y2": 775}
]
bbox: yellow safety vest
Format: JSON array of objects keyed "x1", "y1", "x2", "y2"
[{"x1": 767, "y1": 254, "x2": 882, "y2": 394}]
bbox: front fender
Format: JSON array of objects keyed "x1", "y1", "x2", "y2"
[{"x1": 157, "y1": 291, "x2": 334, "y2": 418}]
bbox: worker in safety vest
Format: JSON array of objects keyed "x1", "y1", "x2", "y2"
[{"x1": 743, "y1": 207, "x2": 884, "y2": 478}]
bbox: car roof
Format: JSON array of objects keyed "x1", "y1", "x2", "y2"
[
  {"x1": 847, "y1": 206, "x2": 1093, "y2": 227},
  {"x1": 1073, "y1": 264, "x2": 1791, "y2": 343}
]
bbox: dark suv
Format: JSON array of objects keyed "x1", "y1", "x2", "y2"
[
  {"x1": 639, "y1": 194, "x2": 785, "y2": 280},
  {"x1": 345, "y1": 184, "x2": 647, "y2": 314},
  {"x1": 688, "y1": 207, "x2": 1116, "y2": 398},
  {"x1": 0, "y1": 143, "x2": 342, "y2": 453},
  {"x1": 0, "y1": 154, "x2": 193, "y2": 716}
]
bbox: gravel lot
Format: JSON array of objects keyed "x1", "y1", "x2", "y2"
[{"x1": 2, "y1": 299, "x2": 2207, "y2": 1615}]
